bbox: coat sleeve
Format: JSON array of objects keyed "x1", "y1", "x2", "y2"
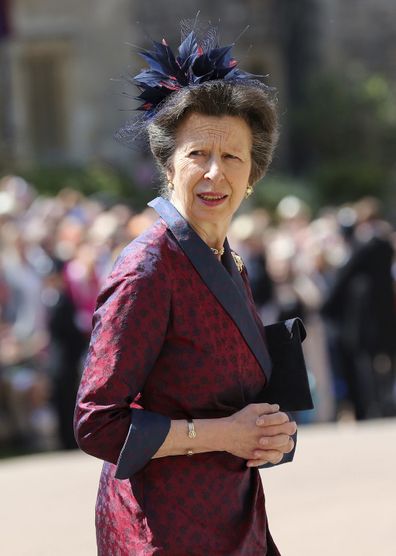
[
  {"x1": 240, "y1": 264, "x2": 298, "y2": 468},
  {"x1": 74, "y1": 247, "x2": 171, "y2": 479}
]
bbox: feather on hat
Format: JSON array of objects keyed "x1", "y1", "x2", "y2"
[{"x1": 132, "y1": 28, "x2": 264, "y2": 118}]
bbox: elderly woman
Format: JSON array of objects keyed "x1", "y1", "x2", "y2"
[{"x1": 75, "y1": 30, "x2": 302, "y2": 556}]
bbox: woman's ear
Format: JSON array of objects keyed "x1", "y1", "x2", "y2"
[
  {"x1": 165, "y1": 166, "x2": 175, "y2": 194},
  {"x1": 166, "y1": 167, "x2": 174, "y2": 183}
]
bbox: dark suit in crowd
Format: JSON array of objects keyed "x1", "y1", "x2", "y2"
[{"x1": 322, "y1": 233, "x2": 396, "y2": 419}]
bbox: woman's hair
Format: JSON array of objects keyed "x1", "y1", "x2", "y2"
[{"x1": 146, "y1": 80, "x2": 278, "y2": 190}]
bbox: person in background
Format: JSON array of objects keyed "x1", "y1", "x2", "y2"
[
  {"x1": 44, "y1": 258, "x2": 87, "y2": 449},
  {"x1": 321, "y1": 198, "x2": 396, "y2": 419}
]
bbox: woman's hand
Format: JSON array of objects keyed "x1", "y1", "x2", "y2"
[
  {"x1": 246, "y1": 410, "x2": 297, "y2": 467},
  {"x1": 223, "y1": 403, "x2": 297, "y2": 466}
]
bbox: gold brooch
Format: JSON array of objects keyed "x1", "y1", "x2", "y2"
[{"x1": 231, "y1": 251, "x2": 244, "y2": 273}]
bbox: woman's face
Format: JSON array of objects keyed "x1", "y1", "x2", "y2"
[{"x1": 167, "y1": 113, "x2": 252, "y2": 236}]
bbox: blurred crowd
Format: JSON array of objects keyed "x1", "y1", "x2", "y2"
[{"x1": 1, "y1": 174, "x2": 396, "y2": 455}]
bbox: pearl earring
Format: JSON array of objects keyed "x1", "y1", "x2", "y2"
[{"x1": 168, "y1": 181, "x2": 174, "y2": 190}]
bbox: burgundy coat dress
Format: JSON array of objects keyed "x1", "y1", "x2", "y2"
[{"x1": 74, "y1": 197, "x2": 296, "y2": 555}]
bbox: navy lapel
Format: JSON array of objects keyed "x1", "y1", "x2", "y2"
[
  {"x1": 222, "y1": 239, "x2": 250, "y2": 302},
  {"x1": 148, "y1": 196, "x2": 272, "y2": 380}
]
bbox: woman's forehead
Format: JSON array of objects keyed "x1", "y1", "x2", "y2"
[{"x1": 175, "y1": 113, "x2": 252, "y2": 151}]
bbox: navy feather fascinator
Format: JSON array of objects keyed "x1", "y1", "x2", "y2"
[
  {"x1": 131, "y1": 30, "x2": 263, "y2": 118},
  {"x1": 115, "y1": 22, "x2": 271, "y2": 144}
]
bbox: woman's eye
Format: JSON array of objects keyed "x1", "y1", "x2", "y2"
[
  {"x1": 189, "y1": 150, "x2": 205, "y2": 156},
  {"x1": 224, "y1": 154, "x2": 239, "y2": 160}
]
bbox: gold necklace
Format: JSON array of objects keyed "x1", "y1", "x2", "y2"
[{"x1": 210, "y1": 246, "x2": 225, "y2": 257}]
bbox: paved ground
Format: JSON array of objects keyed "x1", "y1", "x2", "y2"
[{"x1": 1, "y1": 419, "x2": 395, "y2": 555}]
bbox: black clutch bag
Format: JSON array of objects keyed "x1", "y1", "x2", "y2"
[{"x1": 262, "y1": 318, "x2": 314, "y2": 412}]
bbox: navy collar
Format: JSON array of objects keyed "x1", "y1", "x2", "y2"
[{"x1": 148, "y1": 196, "x2": 272, "y2": 380}]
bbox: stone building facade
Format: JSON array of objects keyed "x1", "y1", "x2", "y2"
[
  {"x1": 1, "y1": 0, "x2": 136, "y2": 168},
  {"x1": 0, "y1": 0, "x2": 395, "y2": 173},
  {"x1": 319, "y1": 0, "x2": 396, "y2": 78}
]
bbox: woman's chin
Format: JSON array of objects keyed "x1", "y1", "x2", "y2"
[{"x1": 192, "y1": 205, "x2": 230, "y2": 223}]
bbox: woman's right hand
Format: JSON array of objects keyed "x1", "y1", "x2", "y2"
[{"x1": 223, "y1": 403, "x2": 296, "y2": 464}]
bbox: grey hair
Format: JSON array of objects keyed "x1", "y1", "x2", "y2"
[{"x1": 146, "y1": 80, "x2": 279, "y2": 194}]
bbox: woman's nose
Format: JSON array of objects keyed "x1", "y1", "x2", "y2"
[{"x1": 204, "y1": 156, "x2": 224, "y2": 183}]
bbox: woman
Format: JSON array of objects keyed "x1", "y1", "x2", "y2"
[{"x1": 75, "y1": 29, "x2": 298, "y2": 555}]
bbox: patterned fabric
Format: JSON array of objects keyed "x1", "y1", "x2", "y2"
[
  {"x1": 147, "y1": 196, "x2": 273, "y2": 381},
  {"x1": 74, "y1": 200, "x2": 288, "y2": 555}
]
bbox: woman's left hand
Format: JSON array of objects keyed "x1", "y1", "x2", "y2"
[{"x1": 246, "y1": 412, "x2": 297, "y2": 467}]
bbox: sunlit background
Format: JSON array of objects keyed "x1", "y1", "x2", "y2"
[{"x1": 1, "y1": 1, "x2": 395, "y2": 555}]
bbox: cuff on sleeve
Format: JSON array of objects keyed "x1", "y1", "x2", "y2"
[{"x1": 115, "y1": 409, "x2": 171, "y2": 479}]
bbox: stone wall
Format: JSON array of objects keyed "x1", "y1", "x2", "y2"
[
  {"x1": 1, "y1": 0, "x2": 395, "y2": 171},
  {"x1": 4, "y1": 0, "x2": 135, "y2": 167},
  {"x1": 319, "y1": 0, "x2": 396, "y2": 79}
]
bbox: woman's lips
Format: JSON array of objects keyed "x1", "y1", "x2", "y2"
[{"x1": 197, "y1": 193, "x2": 228, "y2": 207}]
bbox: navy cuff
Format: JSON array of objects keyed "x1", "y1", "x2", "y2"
[{"x1": 115, "y1": 409, "x2": 171, "y2": 479}]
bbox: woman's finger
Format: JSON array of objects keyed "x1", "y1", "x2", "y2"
[
  {"x1": 259, "y1": 434, "x2": 293, "y2": 450},
  {"x1": 251, "y1": 449, "x2": 284, "y2": 463},
  {"x1": 252, "y1": 403, "x2": 280, "y2": 415},
  {"x1": 246, "y1": 459, "x2": 269, "y2": 467},
  {"x1": 255, "y1": 412, "x2": 290, "y2": 427},
  {"x1": 246, "y1": 451, "x2": 284, "y2": 466},
  {"x1": 257, "y1": 421, "x2": 297, "y2": 437}
]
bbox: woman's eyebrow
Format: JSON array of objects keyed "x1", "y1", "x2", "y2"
[{"x1": 183, "y1": 140, "x2": 247, "y2": 153}]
